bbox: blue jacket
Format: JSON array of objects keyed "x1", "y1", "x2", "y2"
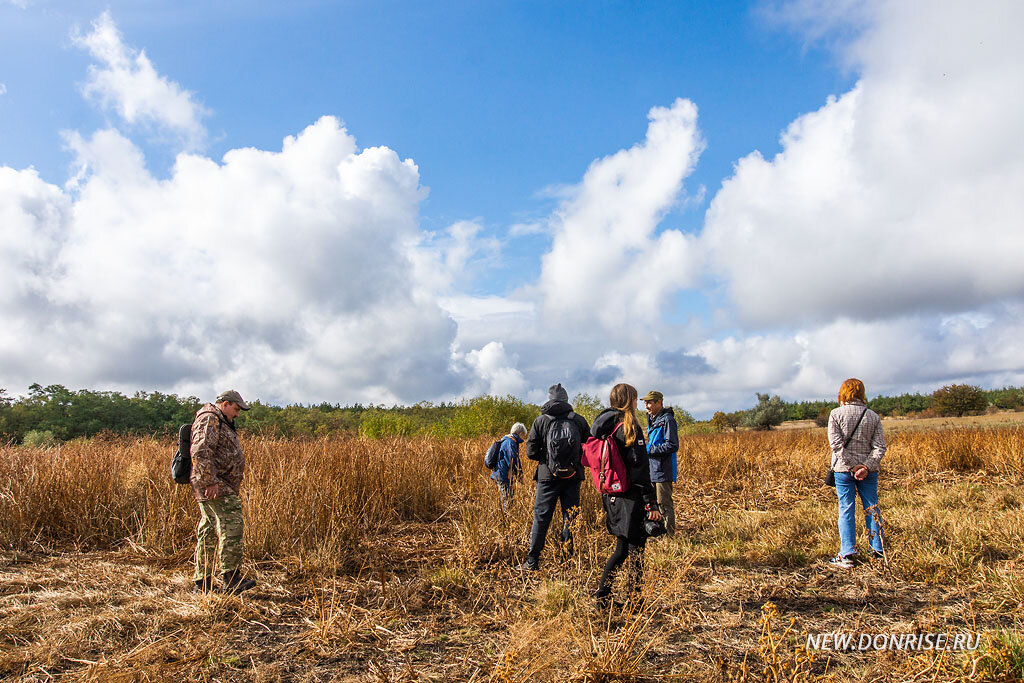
[
  {"x1": 491, "y1": 434, "x2": 523, "y2": 484},
  {"x1": 646, "y1": 408, "x2": 678, "y2": 483}
]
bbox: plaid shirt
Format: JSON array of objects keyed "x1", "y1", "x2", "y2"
[{"x1": 828, "y1": 401, "x2": 886, "y2": 472}]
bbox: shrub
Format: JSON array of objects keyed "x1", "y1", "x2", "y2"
[
  {"x1": 989, "y1": 387, "x2": 1024, "y2": 410},
  {"x1": 814, "y1": 408, "x2": 830, "y2": 428},
  {"x1": 358, "y1": 411, "x2": 419, "y2": 438},
  {"x1": 932, "y1": 384, "x2": 988, "y2": 417},
  {"x1": 680, "y1": 421, "x2": 716, "y2": 435},
  {"x1": 741, "y1": 393, "x2": 786, "y2": 431},
  {"x1": 22, "y1": 430, "x2": 56, "y2": 448},
  {"x1": 431, "y1": 395, "x2": 539, "y2": 438}
]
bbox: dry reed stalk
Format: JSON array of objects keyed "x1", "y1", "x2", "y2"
[{"x1": 2, "y1": 426, "x2": 1023, "y2": 681}]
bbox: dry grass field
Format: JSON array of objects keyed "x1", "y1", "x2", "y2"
[
  {"x1": 1, "y1": 423, "x2": 1023, "y2": 681},
  {"x1": 777, "y1": 410, "x2": 1024, "y2": 433}
]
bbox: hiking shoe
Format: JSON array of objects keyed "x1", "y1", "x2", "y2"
[
  {"x1": 871, "y1": 551, "x2": 885, "y2": 561},
  {"x1": 193, "y1": 577, "x2": 216, "y2": 593},
  {"x1": 220, "y1": 570, "x2": 256, "y2": 594},
  {"x1": 517, "y1": 558, "x2": 540, "y2": 572},
  {"x1": 594, "y1": 587, "x2": 612, "y2": 610},
  {"x1": 828, "y1": 555, "x2": 854, "y2": 569}
]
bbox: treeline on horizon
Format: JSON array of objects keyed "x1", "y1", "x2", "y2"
[{"x1": 2, "y1": 382, "x2": 1022, "y2": 446}]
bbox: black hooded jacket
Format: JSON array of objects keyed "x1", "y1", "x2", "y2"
[
  {"x1": 526, "y1": 399, "x2": 591, "y2": 481},
  {"x1": 591, "y1": 407, "x2": 658, "y2": 539}
]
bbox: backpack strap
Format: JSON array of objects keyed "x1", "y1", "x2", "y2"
[{"x1": 601, "y1": 422, "x2": 623, "y2": 464}]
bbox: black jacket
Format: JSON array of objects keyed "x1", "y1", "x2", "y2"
[
  {"x1": 526, "y1": 399, "x2": 591, "y2": 482},
  {"x1": 592, "y1": 408, "x2": 658, "y2": 540}
]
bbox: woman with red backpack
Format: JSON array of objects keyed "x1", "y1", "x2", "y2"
[{"x1": 590, "y1": 382, "x2": 663, "y2": 608}]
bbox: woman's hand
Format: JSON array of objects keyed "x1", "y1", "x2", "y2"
[
  {"x1": 852, "y1": 465, "x2": 869, "y2": 481},
  {"x1": 647, "y1": 510, "x2": 663, "y2": 522}
]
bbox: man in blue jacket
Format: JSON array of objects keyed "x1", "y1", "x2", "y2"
[
  {"x1": 493, "y1": 422, "x2": 527, "y2": 507},
  {"x1": 643, "y1": 390, "x2": 678, "y2": 535}
]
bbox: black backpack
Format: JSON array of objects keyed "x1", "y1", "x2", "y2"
[
  {"x1": 483, "y1": 439, "x2": 503, "y2": 470},
  {"x1": 546, "y1": 414, "x2": 580, "y2": 478},
  {"x1": 171, "y1": 422, "x2": 193, "y2": 485}
]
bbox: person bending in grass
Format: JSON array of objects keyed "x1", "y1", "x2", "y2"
[
  {"x1": 492, "y1": 422, "x2": 527, "y2": 507},
  {"x1": 827, "y1": 378, "x2": 887, "y2": 569},
  {"x1": 592, "y1": 383, "x2": 662, "y2": 608}
]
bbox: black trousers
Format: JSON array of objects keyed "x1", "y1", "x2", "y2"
[
  {"x1": 527, "y1": 477, "x2": 581, "y2": 561},
  {"x1": 598, "y1": 535, "x2": 647, "y2": 594}
]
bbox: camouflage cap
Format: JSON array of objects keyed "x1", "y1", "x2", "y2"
[
  {"x1": 216, "y1": 389, "x2": 250, "y2": 410},
  {"x1": 641, "y1": 390, "x2": 664, "y2": 402}
]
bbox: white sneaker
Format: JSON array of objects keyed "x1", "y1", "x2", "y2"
[{"x1": 828, "y1": 555, "x2": 854, "y2": 569}]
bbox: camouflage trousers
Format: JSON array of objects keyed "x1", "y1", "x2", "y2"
[{"x1": 193, "y1": 493, "x2": 244, "y2": 581}]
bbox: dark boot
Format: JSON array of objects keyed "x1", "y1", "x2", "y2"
[
  {"x1": 594, "y1": 586, "x2": 612, "y2": 610},
  {"x1": 220, "y1": 570, "x2": 256, "y2": 594},
  {"x1": 193, "y1": 576, "x2": 215, "y2": 593},
  {"x1": 517, "y1": 556, "x2": 540, "y2": 572}
]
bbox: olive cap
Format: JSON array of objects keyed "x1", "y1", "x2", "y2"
[{"x1": 216, "y1": 389, "x2": 250, "y2": 410}]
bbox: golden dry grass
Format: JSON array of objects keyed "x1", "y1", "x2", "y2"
[
  {"x1": 778, "y1": 409, "x2": 1024, "y2": 433},
  {"x1": 1, "y1": 425, "x2": 1022, "y2": 681}
]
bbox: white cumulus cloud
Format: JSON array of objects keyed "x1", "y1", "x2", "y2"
[
  {"x1": 702, "y1": 0, "x2": 1024, "y2": 327},
  {"x1": 0, "y1": 116, "x2": 470, "y2": 404},
  {"x1": 537, "y1": 98, "x2": 705, "y2": 336},
  {"x1": 72, "y1": 12, "x2": 208, "y2": 150},
  {"x1": 504, "y1": 0, "x2": 1024, "y2": 414},
  {"x1": 464, "y1": 341, "x2": 528, "y2": 397}
]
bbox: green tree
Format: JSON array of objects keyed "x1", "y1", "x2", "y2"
[
  {"x1": 709, "y1": 411, "x2": 732, "y2": 432},
  {"x1": 869, "y1": 392, "x2": 929, "y2": 416},
  {"x1": 814, "y1": 407, "x2": 831, "y2": 428},
  {"x1": 742, "y1": 393, "x2": 786, "y2": 431},
  {"x1": 673, "y1": 407, "x2": 696, "y2": 425},
  {"x1": 571, "y1": 393, "x2": 603, "y2": 425},
  {"x1": 986, "y1": 387, "x2": 1023, "y2": 410},
  {"x1": 931, "y1": 384, "x2": 987, "y2": 417}
]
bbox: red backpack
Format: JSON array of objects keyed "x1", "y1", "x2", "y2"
[{"x1": 582, "y1": 424, "x2": 631, "y2": 495}]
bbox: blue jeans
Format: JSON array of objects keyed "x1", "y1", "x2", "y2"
[
  {"x1": 497, "y1": 481, "x2": 514, "y2": 509},
  {"x1": 834, "y1": 471, "x2": 884, "y2": 557}
]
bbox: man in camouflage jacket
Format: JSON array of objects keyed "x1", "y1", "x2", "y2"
[{"x1": 190, "y1": 390, "x2": 256, "y2": 594}]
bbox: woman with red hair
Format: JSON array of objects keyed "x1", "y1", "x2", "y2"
[{"x1": 827, "y1": 378, "x2": 887, "y2": 568}]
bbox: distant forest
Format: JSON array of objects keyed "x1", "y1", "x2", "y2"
[{"x1": 1, "y1": 382, "x2": 1022, "y2": 445}]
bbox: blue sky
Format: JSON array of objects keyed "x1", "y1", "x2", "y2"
[
  {"x1": 2, "y1": 0, "x2": 1023, "y2": 415},
  {"x1": 2, "y1": 1, "x2": 851, "y2": 238}
]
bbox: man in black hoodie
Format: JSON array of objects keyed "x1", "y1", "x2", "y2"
[{"x1": 520, "y1": 383, "x2": 592, "y2": 570}]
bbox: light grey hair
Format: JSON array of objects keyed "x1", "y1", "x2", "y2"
[{"x1": 510, "y1": 422, "x2": 527, "y2": 438}]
